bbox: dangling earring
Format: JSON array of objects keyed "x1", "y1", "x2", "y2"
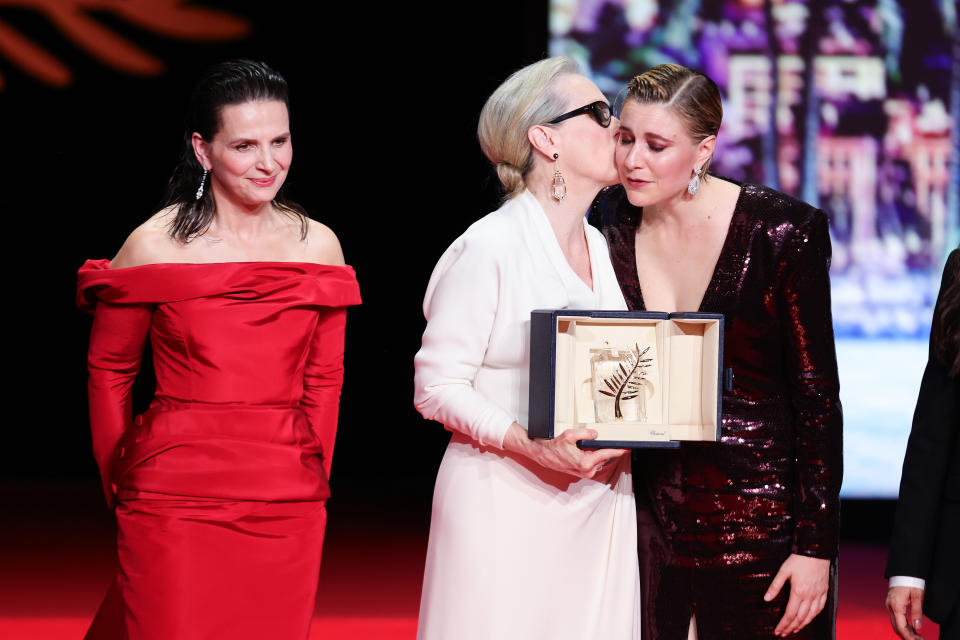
[
  {"x1": 687, "y1": 166, "x2": 702, "y2": 196},
  {"x1": 551, "y1": 153, "x2": 567, "y2": 202},
  {"x1": 195, "y1": 168, "x2": 208, "y2": 200}
]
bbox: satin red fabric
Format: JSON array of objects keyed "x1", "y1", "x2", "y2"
[{"x1": 78, "y1": 259, "x2": 361, "y2": 639}]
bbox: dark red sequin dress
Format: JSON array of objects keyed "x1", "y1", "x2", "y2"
[{"x1": 589, "y1": 182, "x2": 842, "y2": 640}]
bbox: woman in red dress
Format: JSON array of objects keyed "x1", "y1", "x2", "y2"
[{"x1": 77, "y1": 60, "x2": 361, "y2": 639}]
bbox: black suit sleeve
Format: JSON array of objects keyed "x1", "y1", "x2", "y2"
[{"x1": 885, "y1": 249, "x2": 960, "y2": 580}]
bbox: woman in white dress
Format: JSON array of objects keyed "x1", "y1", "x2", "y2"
[{"x1": 413, "y1": 57, "x2": 641, "y2": 640}]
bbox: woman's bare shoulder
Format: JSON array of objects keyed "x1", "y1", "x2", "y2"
[
  {"x1": 302, "y1": 218, "x2": 345, "y2": 266},
  {"x1": 110, "y1": 208, "x2": 181, "y2": 268}
]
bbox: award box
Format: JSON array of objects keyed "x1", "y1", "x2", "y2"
[{"x1": 528, "y1": 310, "x2": 728, "y2": 448}]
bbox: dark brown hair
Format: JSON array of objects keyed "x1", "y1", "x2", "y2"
[
  {"x1": 931, "y1": 250, "x2": 960, "y2": 377},
  {"x1": 623, "y1": 63, "x2": 723, "y2": 175},
  {"x1": 162, "y1": 59, "x2": 306, "y2": 243}
]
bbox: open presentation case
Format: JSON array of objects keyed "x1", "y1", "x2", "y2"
[{"x1": 528, "y1": 310, "x2": 728, "y2": 448}]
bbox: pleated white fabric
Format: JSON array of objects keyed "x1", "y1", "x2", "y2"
[{"x1": 414, "y1": 190, "x2": 641, "y2": 640}]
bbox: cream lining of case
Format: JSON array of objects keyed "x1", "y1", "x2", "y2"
[{"x1": 553, "y1": 316, "x2": 720, "y2": 442}]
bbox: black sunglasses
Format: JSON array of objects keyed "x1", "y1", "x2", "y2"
[{"x1": 547, "y1": 100, "x2": 612, "y2": 128}]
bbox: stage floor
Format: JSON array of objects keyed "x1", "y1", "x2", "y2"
[{"x1": 0, "y1": 482, "x2": 939, "y2": 639}]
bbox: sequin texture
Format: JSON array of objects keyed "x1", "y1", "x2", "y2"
[{"x1": 590, "y1": 182, "x2": 843, "y2": 639}]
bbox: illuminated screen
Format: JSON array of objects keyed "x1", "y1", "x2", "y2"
[{"x1": 549, "y1": 0, "x2": 959, "y2": 497}]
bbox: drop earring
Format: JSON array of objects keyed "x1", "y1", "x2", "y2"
[
  {"x1": 551, "y1": 153, "x2": 567, "y2": 202},
  {"x1": 195, "y1": 168, "x2": 208, "y2": 200},
  {"x1": 687, "y1": 166, "x2": 702, "y2": 196}
]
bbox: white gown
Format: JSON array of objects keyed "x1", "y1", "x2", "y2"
[{"x1": 414, "y1": 190, "x2": 641, "y2": 640}]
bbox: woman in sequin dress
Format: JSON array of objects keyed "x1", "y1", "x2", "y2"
[{"x1": 589, "y1": 64, "x2": 842, "y2": 639}]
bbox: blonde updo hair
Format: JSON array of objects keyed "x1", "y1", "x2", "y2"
[
  {"x1": 477, "y1": 56, "x2": 581, "y2": 200},
  {"x1": 623, "y1": 63, "x2": 722, "y2": 177}
]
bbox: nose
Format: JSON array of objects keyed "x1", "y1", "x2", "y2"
[
  {"x1": 622, "y1": 140, "x2": 644, "y2": 170},
  {"x1": 256, "y1": 146, "x2": 278, "y2": 173}
]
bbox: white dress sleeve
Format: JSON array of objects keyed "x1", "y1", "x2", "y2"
[{"x1": 413, "y1": 230, "x2": 517, "y2": 449}]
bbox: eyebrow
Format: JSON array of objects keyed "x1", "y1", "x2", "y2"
[
  {"x1": 644, "y1": 132, "x2": 673, "y2": 143},
  {"x1": 617, "y1": 126, "x2": 673, "y2": 143}
]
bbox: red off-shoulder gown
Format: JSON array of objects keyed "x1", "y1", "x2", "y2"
[{"x1": 77, "y1": 259, "x2": 361, "y2": 640}]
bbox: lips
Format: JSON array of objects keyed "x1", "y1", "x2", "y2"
[
  {"x1": 624, "y1": 176, "x2": 651, "y2": 188},
  {"x1": 249, "y1": 176, "x2": 277, "y2": 187}
]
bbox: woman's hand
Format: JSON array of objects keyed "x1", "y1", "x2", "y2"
[
  {"x1": 885, "y1": 586, "x2": 926, "y2": 640},
  {"x1": 764, "y1": 553, "x2": 831, "y2": 636},
  {"x1": 502, "y1": 423, "x2": 628, "y2": 479}
]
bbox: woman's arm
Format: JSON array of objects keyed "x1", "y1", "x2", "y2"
[
  {"x1": 299, "y1": 307, "x2": 348, "y2": 480},
  {"x1": 297, "y1": 223, "x2": 350, "y2": 479},
  {"x1": 766, "y1": 209, "x2": 843, "y2": 635},
  {"x1": 413, "y1": 232, "x2": 516, "y2": 447},
  {"x1": 87, "y1": 301, "x2": 153, "y2": 506},
  {"x1": 414, "y1": 230, "x2": 625, "y2": 478},
  {"x1": 779, "y1": 209, "x2": 843, "y2": 557}
]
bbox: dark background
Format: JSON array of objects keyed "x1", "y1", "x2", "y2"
[
  {"x1": 0, "y1": 0, "x2": 890, "y2": 540},
  {"x1": 0, "y1": 0, "x2": 548, "y2": 515}
]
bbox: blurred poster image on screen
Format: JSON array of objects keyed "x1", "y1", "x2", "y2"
[{"x1": 549, "y1": 0, "x2": 959, "y2": 498}]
